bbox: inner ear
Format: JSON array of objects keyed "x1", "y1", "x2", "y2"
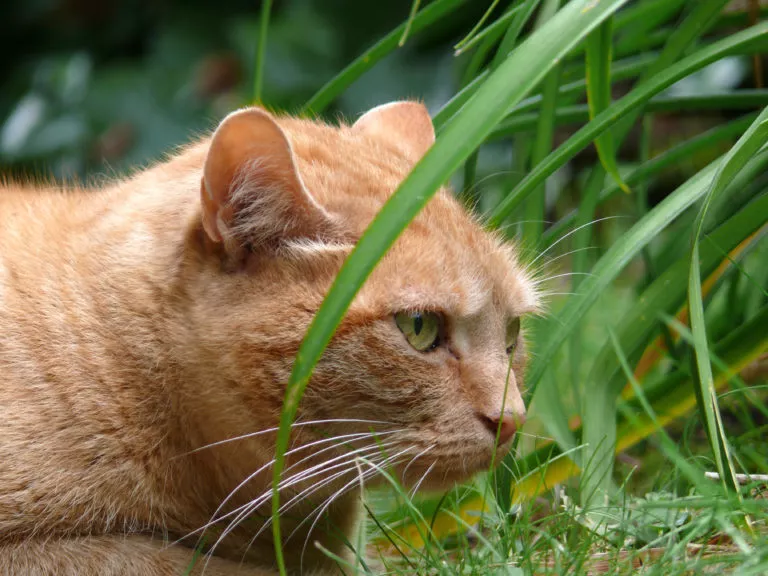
[
  {"x1": 352, "y1": 101, "x2": 435, "y2": 160},
  {"x1": 201, "y1": 107, "x2": 333, "y2": 251}
]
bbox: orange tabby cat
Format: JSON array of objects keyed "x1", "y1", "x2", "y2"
[{"x1": 0, "y1": 101, "x2": 539, "y2": 575}]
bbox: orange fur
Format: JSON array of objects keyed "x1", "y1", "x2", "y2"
[{"x1": 0, "y1": 102, "x2": 539, "y2": 575}]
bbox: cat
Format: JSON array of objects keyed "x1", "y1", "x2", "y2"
[{"x1": 0, "y1": 101, "x2": 539, "y2": 575}]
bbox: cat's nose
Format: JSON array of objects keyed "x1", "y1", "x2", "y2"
[{"x1": 479, "y1": 411, "x2": 525, "y2": 444}]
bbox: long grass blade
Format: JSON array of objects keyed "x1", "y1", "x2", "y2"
[
  {"x1": 592, "y1": 194, "x2": 768, "y2": 413},
  {"x1": 524, "y1": 0, "x2": 561, "y2": 245},
  {"x1": 454, "y1": 3, "x2": 524, "y2": 56},
  {"x1": 399, "y1": 0, "x2": 422, "y2": 46},
  {"x1": 489, "y1": 0, "x2": 541, "y2": 69},
  {"x1": 687, "y1": 105, "x2": 768, "y2": 494},
  {"x1": 252, "y1": 0, "x2": 273, "y2": 104},
  {"x1": 271, "y1": 1, "x2": 633, "y2": 572},
  {"x1": 585, "y1": 17, "x2": 628, "y2": 193},
  {"x1": 453, "y1": 0, "x2": 501, "y2": 53},
  {"x1": 489, "y1": 92, "x2": 768, "y2": 136}
]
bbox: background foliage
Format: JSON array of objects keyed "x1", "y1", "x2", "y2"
[
  {"x1": 1, "y1": 0, "x2": 479, "y2": 178},
  {"x1": 3, "y1": 1, "x2": 767, "y2": 574}
]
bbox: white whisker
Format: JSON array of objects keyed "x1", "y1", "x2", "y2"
[
  {"x1": 409, "y1": 460, "x2": 436, "y2": 499},
  {"x1": 181, "y1": 418, "x2": 395, "y2": 456},
  {"x1": 495, "y1": 219, "x2": 552, "y2": 233},
  {"x1": 290, "y1": 448, "x2": 412, "y2": 545},
  {"x1": 278, "y1": 440, "x2": 400, "y2": 494},
  {"x1": 185, "y1": 432, "x2": 402, "y2": 547},
  {"x1": 528, "y1": 216, "x2": 625, "y2": 268},
  {"x1": 531, "y1": 246, "x2": 598, "y2": 270},
  {"x1": 204, "y1": 441, "x2": 402, "y2": 561},
  {"x1": 236, "y1": 451, "x2": 409, "y2": 572},
  {"x1": 402, "y1": 444, "x2": 436, "y2": 482},
  {"x1": 527, "y1": 246, "x2": 598, "y2": 279},
  {"x1": 220, "y1": 462, "x2": 365, "y2": 564},
  {"x1": 295, "y1": 450, "x2": 413, "y2": 570},
  {"x1": 534, "y1": 271, "x2": 594, "y2": 284},
  {"x1": 286, "y1": 434, "x2": 402, "y2": 472},
  {"x1": 463, "y1": 170, "x2": 527, "y2": 200}
]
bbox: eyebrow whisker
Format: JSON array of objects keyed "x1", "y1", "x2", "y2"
[{"x1": 528, "y1": 215, "x2": 625, "y2": 268}]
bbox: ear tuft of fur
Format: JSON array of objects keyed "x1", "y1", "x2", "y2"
[{"x1": 201, "y1": 107, "x2": 334, "y2": 252}]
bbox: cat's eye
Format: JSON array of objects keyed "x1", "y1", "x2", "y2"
[
  {"x1": 506, "y1": 318, "x2": 521, "y2": 354},
  {"x1": 394, "y1": 311, "x2": 441, "y2": 352}
]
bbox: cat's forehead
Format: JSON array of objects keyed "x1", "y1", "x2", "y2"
[
  {"x1": 276, "y1": 117, "x2": 539, "y2": 319},
  {"x1": 378, "y1": 201, "x2": 540, "y2": 319}
]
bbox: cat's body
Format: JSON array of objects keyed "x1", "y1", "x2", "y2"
[{"x1": 0, "y1": 102, "x2": 538, "y2": 575}]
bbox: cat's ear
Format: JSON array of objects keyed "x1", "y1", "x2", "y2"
[
  {"x1": 352, "y1": 101, "x2": 435, "y2": 159},
  {"x1": 201, "y1": 107, "x2": 332, "y2": 250}
]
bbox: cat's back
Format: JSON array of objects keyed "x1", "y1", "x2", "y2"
[
  {"x1": 0, "y1": 175, "x2": 188, "y2": 538},
  {"x1": 0, "y1": 183, "x2": 97, "y2": 263},
  {"x1": 0, "y1": 184, "x2": 92, "y2": 318},
  {"x1": 0, "y1": 183, "x2": 100, "y2": 409}
]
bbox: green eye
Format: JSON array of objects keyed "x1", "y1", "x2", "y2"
[
  {"x1": 395, "y1": 311, "x2": 441, "y2": 352},
  {"x1": 506, "y1": 318, "x2": 521, "y2": 354}
]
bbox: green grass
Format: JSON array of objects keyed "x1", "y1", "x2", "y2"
[{"x1": 260, "y1": 1, "x2": 768, "y2": 574}]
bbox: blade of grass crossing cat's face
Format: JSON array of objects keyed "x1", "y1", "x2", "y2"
[{"x1": 271, "y1": 1, "x2": 633, "y2": 573}]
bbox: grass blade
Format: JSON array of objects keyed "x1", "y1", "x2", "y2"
[
  {"x1": 526, "y1": 145, "x2": 768, "y2": 429},
  {"x1": 610, "y1": 0, "x2": 733, "y2": 142},
  {"x1": 454, "y1": 3, "x2": 524, "y2": 56},
  {"x1": 507, "y1": 53, "x2": 655, "y2": 118},
  {"x1": 609, "y1": 329, "x2": 720, "y2": 499},
  {"x1": 252, "y1": 0, "x2": 273, "y2": 103},
  {"x1": 489, "y1": 92, "x2": 768, "y2": 136},
  {"x1": 458, "y1": 2, "x2": 527, "y2": 85},
  {"x1": 398, "y1": 0, "x2": 421, "y2": 46},
  {"x1": 575, "y1": 149, "x2": 768, "y2": 504},
  {"x1": 687, "y1": 105, "x2": 768, "y2": 493},
  {"x1": 490, "y1": 0, "x2": 541, "y2": 69},
  {"x1": 618, "y1": 305, "x2": 768, "y2": 453},
  {"x1": 435, "y1": 0, "x2": 541, "y2": 130},
  {"x1": 585, "y1": 17, "x2": 628, "y2": 192},
  {"x1": 614, "y1": 0, "x2": 686, "y2": 44},
  {"x1": 453, "y1": 0, "x2": 501, "y2": 53},
  {"x1": 524, "y1": 0, "x2": 562, "y2": 244},
  {"x1": 593, "y1": 194, "x2": 768, "y2": 414},
  {"x1": 575, "y1": 195, "x2": 768, "y2": 500}
]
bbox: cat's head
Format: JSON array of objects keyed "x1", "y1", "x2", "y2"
[{"x1": 183, "y1": 102, "x2": 539, "y2": 491}]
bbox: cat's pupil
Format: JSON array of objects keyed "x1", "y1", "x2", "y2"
[{"x1": 413, "y1": 314, "x2": 423, "y2": 335}]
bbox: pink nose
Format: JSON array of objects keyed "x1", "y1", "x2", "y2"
[{"x1": 480, "y1": 412, "x2": 525, "y2": 444}]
